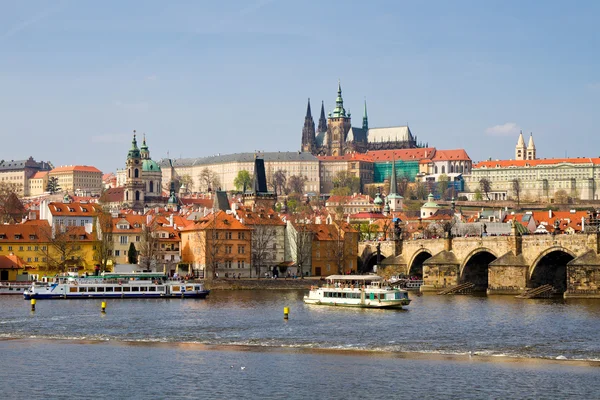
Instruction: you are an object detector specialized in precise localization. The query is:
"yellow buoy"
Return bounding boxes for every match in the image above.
[283,306,289,319]
[30,299,36,312]
[101,301,106,313]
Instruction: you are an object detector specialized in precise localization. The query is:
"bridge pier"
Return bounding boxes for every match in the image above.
[487,252,528,295]
[421,250,459,292]
[565,250,600,299]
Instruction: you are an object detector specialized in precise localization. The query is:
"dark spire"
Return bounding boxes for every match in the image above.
[362,99,368,130]
[301,98,316,152]
[389,157,397,195]
[318,101,327,133]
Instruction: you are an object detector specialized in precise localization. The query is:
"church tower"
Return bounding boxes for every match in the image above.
[362,99,368,130]
[515,131,526,160]
[526,133,536,160]
[124,131,145,211]
[327,81,352,156]
[301,98,316,153]
[318,101,327,134]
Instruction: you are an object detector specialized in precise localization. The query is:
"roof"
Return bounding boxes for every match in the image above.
[50,165,102,174]
[47,202,100,216]
[368,148,436,162]
[0,157,52,172]
[30,171,49,179]
[234,206,285,226]
[0,222,51,242]
[182,210,252,232]
[317,153,373,162]
[99,187,124,203]
[160,151,318,168]
[346,127,367,143]
[366,126,413,143]
[475,158,600,169]
[142,159,161,172]
[0,254,27,269]
[430,149,471,162]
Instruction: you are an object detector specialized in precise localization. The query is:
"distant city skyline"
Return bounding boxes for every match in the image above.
[1,0,599,173]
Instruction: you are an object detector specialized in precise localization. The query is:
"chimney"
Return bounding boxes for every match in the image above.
[548,209,552,219]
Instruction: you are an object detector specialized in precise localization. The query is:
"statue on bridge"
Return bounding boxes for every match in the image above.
[393,218,402,241]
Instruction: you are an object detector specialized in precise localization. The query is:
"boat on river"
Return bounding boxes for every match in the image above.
[0,282,31,295]
[303,275,411,309]
[23,273,210,300]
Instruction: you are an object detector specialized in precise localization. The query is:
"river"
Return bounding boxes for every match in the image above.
[0,290,599,399]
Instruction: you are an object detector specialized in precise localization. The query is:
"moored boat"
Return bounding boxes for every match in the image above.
[303,275,411,309]
[0,282,32,295]
[23,272,210,300]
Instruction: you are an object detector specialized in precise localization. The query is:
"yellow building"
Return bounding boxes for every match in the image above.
[28,171,49,196]
[0,222,99,276]
[0,254,28,281]
[310,222,358,276]
[49,165,103,196]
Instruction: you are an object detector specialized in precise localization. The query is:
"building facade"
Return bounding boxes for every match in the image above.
[48,165,103,196]
[0,157,52,197]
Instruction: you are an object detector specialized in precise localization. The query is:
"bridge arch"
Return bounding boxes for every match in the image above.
[407,249,432,279]
[460,248,498,291]
[363,253,386,273]
[529,247,575,293]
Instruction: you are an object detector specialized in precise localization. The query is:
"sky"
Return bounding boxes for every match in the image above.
[1,0,599,174]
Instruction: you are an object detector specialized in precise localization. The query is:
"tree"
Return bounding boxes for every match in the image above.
[332,171,360,194]
[287,175,307,194]
[138,225,159,271]
[38,225,84,273]
[414,181,428,200]
[437,174,449,200]
[327,222,350,275]
[554,190,569,204]
[474,189,483,201]
[204,211,224,280]
[330,186,351,196]
[512,178,522,208]
[358,223,377,241]
[234,170,252,192]
[479,178,491,201]
[46,177,60,194]
[270,170,287,195]
[251,224,277,278]
[0,182,25,223]
[179,174,194,194]
[127,242,138,264]
[398,174,410,196]
[289,221,313,279]
[199,168,220,192]
[94,208,114,272]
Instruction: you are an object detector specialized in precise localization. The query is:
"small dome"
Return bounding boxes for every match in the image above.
[374,192,384,205]
[142,159,161,172]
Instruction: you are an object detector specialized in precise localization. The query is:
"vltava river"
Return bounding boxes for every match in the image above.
[0,290,599,399]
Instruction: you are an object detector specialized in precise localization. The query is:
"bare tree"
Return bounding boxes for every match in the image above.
[289,222,313,279]
[179,175,194,194]
[479,178,491,201]
[204,211,225,280]
[251,224,277,278]
[437,174,449,200]
[414,181,428,200]
[512,178,521,208]
[327,223,348,275]
[287,175,307,194]
[38,225,84,273]
[272,170,287,195]
[398,174,410,196]
[199,168,220,192]
[94,208,114,272]
[0,182,25,223]
[138,224,160,271]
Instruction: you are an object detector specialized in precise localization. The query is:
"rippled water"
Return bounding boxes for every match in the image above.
[1,291,599,398]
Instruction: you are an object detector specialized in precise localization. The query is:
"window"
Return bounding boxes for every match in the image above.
[226,232,232,240]
[120,236,128,244]
[238,260,245,268]
[34,257,38,262]
[136,236,140,242]
[27,246,31,251]
[225,245,232,254]
[115,250,120,256]
[238,245,245,254]
[238,232,245,240]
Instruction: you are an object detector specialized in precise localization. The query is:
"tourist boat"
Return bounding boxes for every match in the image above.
[303,275,411,309]
[0,282,31,295]
[23,273,210,300]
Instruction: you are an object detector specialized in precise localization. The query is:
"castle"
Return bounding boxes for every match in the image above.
[301,82,420,156]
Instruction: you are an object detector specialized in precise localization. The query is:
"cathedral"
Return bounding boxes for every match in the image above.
[301,82,420,156]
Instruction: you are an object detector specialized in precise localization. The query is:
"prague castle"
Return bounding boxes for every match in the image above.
[301,82,421,156]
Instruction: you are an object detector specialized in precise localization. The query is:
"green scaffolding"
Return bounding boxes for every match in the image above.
[373,160,419,183]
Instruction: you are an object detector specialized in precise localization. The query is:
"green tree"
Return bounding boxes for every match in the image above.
[474,189,483,201]
[234,170,253,192]
[415,181,428,200]
[127,242,138,264]
[46,176,60,194]
[436,174,449,199]
[332,171,360,194]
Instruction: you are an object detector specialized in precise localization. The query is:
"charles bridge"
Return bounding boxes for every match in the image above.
[358,227,600,299]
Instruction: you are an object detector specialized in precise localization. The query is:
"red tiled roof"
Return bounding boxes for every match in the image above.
[0,254,27,269]
[431,149,471,162]
[318,153,373,162]
[47,202,100,216]
[51,165,102,173]
[368,148,436,162]
[30,171,48,179]
[475,158,600,169]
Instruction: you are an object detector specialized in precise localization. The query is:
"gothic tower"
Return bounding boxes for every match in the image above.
[362,99,368,130]
[526,133,536,160]
[317,101,327,134]
[515,131,526,160]
[301,98,316,153]
[124,131,145,211]
[327,81,352,156]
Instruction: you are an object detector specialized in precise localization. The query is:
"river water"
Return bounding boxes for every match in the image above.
[1,291,599,399]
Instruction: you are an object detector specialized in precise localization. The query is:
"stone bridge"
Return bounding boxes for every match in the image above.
[358,231,600,298]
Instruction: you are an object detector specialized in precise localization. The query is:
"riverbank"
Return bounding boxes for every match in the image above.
[205,277,318,290]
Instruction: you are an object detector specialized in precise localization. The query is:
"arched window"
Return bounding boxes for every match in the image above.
[441,166,445,174]
[134,169,139,178]
[450,165,454,173]
[435,166,438,174]
[135,191,140,201]
[128,169,131,178]
[150,181,154,193]
[125,191,129,201]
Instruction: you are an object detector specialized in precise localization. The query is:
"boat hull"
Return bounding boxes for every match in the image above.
[24,290,210,300]
[303,298,409,309]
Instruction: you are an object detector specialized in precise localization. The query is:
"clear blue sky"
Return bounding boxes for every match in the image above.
[1,0,599,173]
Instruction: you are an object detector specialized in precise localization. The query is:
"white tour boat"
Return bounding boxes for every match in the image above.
[0,282,32,295]
[303,275,411,309]
[23,272,210,300]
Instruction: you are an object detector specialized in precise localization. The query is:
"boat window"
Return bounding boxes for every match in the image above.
[88,287,96,292]
[69,287,77,293]
[172,286,180,292]
[114,287,122,292]
[131,287,139,292]
[157,286,165,291]
[106,287,113,292]
[195,286,201,290]
[123,287,131,292]
[186,286,193,291]
[78,287,86,292]
[149,286,156,292]
[97,287,104,292]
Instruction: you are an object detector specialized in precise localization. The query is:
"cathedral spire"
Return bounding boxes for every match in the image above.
[389,157,397,196]
[331,80,347,118]
[301,98,316,153]
[362,99,368,130]
[318,101,327,132]
[305,98,312,119]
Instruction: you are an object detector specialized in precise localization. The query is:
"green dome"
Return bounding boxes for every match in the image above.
[142,159,161,172]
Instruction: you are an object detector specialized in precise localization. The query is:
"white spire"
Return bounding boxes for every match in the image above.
[527,132,535,149]
[516,130,525,147]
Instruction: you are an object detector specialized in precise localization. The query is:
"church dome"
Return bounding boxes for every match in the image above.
[142,159,161,172]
